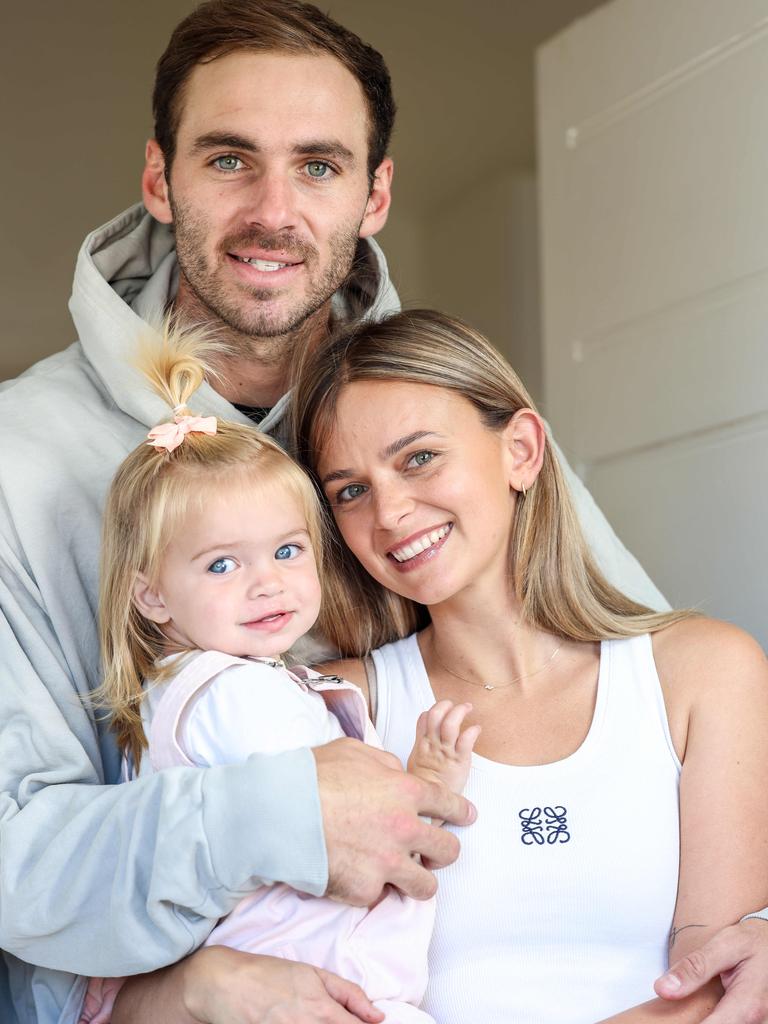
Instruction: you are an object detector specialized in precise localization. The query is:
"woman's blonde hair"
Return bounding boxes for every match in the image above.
[98,319,324,767]
[291,309,689,657]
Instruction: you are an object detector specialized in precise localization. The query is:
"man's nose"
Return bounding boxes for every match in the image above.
[244,170,297,236]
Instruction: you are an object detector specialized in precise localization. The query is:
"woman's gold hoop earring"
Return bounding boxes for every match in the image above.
[521,483,527,499]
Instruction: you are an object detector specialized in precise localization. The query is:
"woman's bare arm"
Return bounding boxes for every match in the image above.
[595,618,768,1023]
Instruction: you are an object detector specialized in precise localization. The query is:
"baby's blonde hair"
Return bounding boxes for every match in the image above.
[98,318,324,767]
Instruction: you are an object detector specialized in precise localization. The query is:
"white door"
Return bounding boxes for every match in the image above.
[537,0,768,647]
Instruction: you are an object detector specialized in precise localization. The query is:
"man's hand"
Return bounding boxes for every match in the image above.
[655,918,768,1023]
[313,737,476,905]
[114,946,385,1024]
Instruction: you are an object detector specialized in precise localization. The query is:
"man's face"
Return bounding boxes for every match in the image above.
[146,50,391,340]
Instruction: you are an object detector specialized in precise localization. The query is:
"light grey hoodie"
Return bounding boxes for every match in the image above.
[0,203,665,1024]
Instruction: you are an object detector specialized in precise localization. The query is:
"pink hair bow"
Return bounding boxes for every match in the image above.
[146,414,217,453]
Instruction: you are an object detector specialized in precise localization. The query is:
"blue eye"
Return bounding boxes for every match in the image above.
[336,483,367,503]
[213,155,243,172]
[208,557,236,575]
[408,451,435,468]
[306,161,331,178]
[275,544,301,561]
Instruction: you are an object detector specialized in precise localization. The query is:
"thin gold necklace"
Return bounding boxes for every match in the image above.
[430,639,563,692]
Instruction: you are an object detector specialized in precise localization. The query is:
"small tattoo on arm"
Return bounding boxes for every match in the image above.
[669,924,706,949]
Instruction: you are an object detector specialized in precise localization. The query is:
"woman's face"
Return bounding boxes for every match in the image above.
[316,379,519,608]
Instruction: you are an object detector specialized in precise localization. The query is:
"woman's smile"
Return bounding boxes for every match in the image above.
[387,523,453,568]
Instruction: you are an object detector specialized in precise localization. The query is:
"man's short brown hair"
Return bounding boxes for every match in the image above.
[153,0,396,182]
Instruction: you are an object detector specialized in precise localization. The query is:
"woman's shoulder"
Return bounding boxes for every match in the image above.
[652,615,765,673]
[649,617,767,763]
[651,616,767,704]
[316,657,369,701]
[316,635,420,703]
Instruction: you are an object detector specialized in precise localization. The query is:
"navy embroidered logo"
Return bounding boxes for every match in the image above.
[519,807,545,844]
[519,806,571,845]
[544,805,570,843]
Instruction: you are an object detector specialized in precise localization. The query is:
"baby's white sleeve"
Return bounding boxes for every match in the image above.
[180,663,344,767]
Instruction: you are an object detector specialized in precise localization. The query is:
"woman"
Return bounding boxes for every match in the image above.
[113,310,768,1023]
[289,309,768,1023]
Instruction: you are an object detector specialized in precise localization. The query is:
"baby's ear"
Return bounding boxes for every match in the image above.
[133,573,171,624]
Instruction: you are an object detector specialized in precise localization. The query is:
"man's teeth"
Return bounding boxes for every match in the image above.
[236,256,291,271]
[391,526,450,563]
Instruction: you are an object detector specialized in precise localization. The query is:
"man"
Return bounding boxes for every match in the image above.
[2,2,763,1023]
[0,6,468,1023]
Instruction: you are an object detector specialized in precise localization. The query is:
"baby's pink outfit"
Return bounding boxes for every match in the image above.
[87,650,435,1024]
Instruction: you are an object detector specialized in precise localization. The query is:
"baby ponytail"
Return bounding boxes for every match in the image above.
[137,314,223,415]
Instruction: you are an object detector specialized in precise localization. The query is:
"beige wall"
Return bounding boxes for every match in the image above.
[537,0,768,644]
[379,175,542,404]
[421,172,542,403]
[1,1,192,378]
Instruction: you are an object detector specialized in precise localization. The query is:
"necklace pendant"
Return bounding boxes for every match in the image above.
[484,683,495,691]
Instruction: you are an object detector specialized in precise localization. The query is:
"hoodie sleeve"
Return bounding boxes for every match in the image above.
[0,550,328,977]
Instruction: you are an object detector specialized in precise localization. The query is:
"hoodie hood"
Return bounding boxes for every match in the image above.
[68,203,400,433]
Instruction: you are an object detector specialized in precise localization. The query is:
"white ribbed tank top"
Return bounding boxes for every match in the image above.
[372,633,681,1024]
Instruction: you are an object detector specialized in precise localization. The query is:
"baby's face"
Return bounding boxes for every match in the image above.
[136,479,321,660]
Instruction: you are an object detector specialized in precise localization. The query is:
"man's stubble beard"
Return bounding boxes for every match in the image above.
[169,194,363,359]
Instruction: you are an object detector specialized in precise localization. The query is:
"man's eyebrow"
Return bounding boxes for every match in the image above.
[291,140,356,164]
[320,432,443,487]
[187,134,356,165]
[190,132,260,155]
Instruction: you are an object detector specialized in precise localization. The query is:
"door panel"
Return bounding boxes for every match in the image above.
[538,0,768,645]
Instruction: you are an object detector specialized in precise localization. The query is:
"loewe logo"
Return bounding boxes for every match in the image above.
[519,806,571,845]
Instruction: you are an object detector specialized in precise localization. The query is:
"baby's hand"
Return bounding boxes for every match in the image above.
[407,700,481,797]
[79,976,126,1023]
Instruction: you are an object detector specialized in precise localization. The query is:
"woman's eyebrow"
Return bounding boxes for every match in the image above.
[320,467,354,487]
[321,428,448,483]
[320,431,444,487]
[380,431,443,459]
